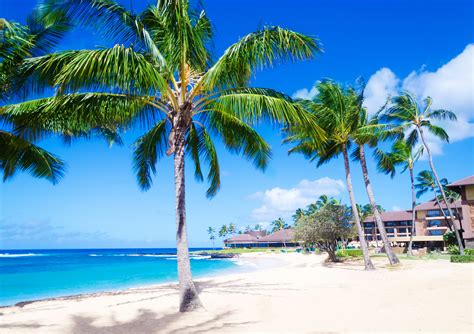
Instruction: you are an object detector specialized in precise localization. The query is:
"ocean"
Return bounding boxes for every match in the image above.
[0,248,243,307]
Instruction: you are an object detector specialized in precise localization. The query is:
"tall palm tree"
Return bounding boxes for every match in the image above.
[206,226,215,250]
[316,194,339,209]
[349,87,400,265]
[376,140,423,255]
[292,208,306,222]
[385,92,463,254]
[2,0,320,311]
[285,81,375,270]
[0,15,71,182]
[227,222,236,235]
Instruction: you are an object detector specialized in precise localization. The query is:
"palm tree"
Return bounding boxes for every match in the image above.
[206,226,215,250]
[376,140,423,255]
[349,87,400,265]
[271,218,288,233]
[292,208,305,222]
[0,16,71,182]
[437,178,464,244]
[218,224,228,238]
[271,217,289,247]
[316,194,340,210]
[385,92,463,254]
[285,81,375,270]
[227,223,236,235]
[3,0,320,311]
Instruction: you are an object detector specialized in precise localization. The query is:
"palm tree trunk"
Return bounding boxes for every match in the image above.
[418,127,464,255]
[407,166,416,256]
[431,185,452,231]
[343,145,375,270]
[174,132,202,312]
[358,145,400,265]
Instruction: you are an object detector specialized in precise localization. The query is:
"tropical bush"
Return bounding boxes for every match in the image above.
[294,204,354,262]
[464,248,474,255]
[450,255,474,263]
[447,245,460,255]
[443,231,457,246]
[336,249,363,258]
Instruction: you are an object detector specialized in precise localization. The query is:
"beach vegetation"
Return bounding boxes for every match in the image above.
[294,203,355,262]
[450,255,474,263]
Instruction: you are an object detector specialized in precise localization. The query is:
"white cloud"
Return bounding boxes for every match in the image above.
[391,205,402,211]
[364,44,474,155]
[292,85,318,100]
[249,177,345,223]
[363,67,400,115]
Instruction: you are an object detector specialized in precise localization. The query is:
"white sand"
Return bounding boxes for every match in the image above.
[1,253,473,333]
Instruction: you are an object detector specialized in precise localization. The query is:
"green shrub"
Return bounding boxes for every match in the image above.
[448,245,460,255]
[465,249,474,255]
[450,255,474,263]
[336,249,363,258]
[443,231,457,246]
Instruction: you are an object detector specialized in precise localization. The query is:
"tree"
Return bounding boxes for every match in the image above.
[349,85,400,265]
[0,15,71,182]
[285,81,374,270]
[4,0,321,311]
[254,223,264,232]
[294,203,354,262]
[292,208,306,222]
[376,140,423,255]
[218,224,228,238]
[271,217,289,247]
[385,92,464,254]
[206,226,215,250]
[227,222,236,235]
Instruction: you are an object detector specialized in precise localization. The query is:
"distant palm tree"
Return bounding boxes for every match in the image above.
[4,0,321,311]
[218,224,228,238]
[376,140,423,255]
[285,81,374,270]
[254,224,264,232]
[292,208,306,222]
[0,16,71,182]
[415,171,464,252]
[271,218,289,247]
[385,92,463,254]
[316,195,339,210]
[227,223,236,235]
[206,226,216,250]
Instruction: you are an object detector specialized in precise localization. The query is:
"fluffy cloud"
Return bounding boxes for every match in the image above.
[292,85,318,100]
[249,177,345,223]
[364,44,474,155]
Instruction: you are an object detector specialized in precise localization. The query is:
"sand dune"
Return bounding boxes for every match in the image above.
[1,253,473,333]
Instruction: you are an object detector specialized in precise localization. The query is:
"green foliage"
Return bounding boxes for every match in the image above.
[443,231,457,246]
[271,218,288,233]
[464,249,474,255]
[447,245,460,255]
[294,203,354,262]
[336,249,363,258]
[450,255,474,263]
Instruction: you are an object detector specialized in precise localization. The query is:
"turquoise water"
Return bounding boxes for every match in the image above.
[0,248,239,306]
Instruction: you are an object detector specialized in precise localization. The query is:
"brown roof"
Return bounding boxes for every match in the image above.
[246,230,267,238]
[224,233,258,243]
[258,229,295,243]
[415,199,462,211]
[363,210,412,223]
[448,175,474,187]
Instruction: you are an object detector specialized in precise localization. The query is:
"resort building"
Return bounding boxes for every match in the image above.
[224,229,296,248]
[447,175,474,247]
[362,174,474,248]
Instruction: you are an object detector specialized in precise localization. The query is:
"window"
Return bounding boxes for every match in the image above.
[429,230,443,236]
[385,222,396,227]
[398,228,407,233]
[428,220,442,227]
[365,223,375,228]
[386,228,395,233]
[427,210,442,217]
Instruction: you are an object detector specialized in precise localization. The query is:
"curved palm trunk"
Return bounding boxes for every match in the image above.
[407,166,416,256]
[358,145,400,265]
[343,145,375,270]
[431,185,452,232]
[174,132,202,312]
[418,127,464,255]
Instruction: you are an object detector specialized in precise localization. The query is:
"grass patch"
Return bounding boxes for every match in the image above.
[450,255,474,263]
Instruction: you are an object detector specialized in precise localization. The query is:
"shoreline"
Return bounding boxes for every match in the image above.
[1,253,472,333]
[0,252,284,309]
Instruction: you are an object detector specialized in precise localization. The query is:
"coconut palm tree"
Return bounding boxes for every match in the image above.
[2,0,320,311]
[285,81,375,270]
[206,226,215,250]
[228,222,236,235]
[271,217,288,233]
[0,15,71,182]
[348,88,400,265]
[292,208,306,222]
[384,92,463,254]
[375,140,423,255]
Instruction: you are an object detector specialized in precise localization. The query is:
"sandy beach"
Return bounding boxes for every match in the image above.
[1,253,473,333]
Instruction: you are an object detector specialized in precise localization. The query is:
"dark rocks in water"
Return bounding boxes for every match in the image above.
[210,253,236,259]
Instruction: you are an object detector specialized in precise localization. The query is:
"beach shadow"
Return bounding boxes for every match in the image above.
[69,308,255,334]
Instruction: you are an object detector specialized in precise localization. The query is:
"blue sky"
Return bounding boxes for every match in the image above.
[1,0,473,249]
